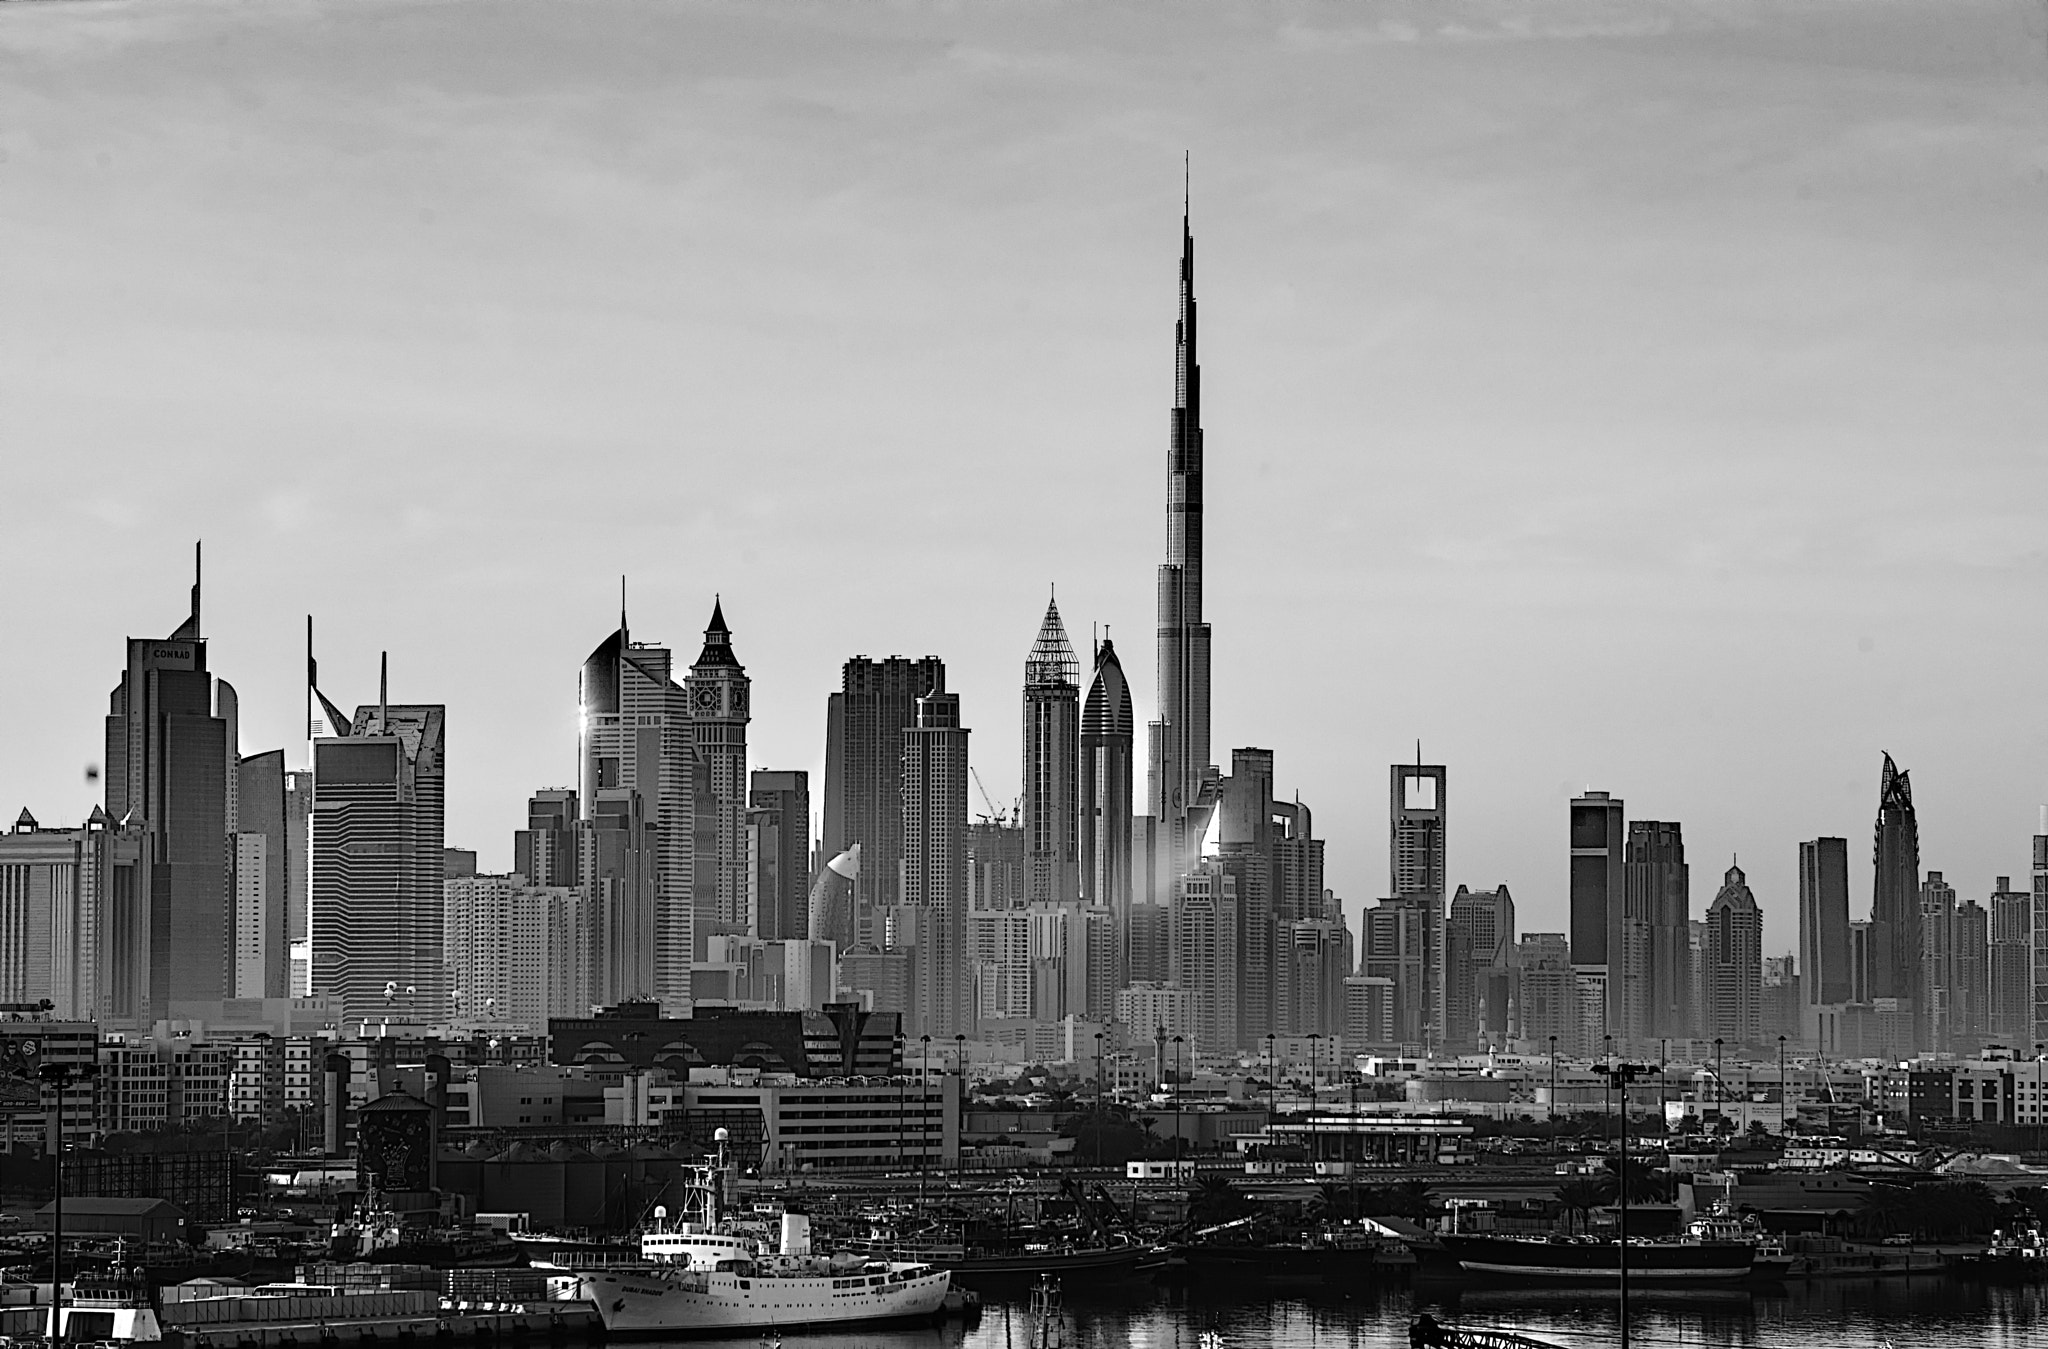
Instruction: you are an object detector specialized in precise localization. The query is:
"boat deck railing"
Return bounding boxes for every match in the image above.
[1441,1330,1567,1349]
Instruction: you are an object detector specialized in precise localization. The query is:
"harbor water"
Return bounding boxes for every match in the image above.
[627,1278,2047,1349]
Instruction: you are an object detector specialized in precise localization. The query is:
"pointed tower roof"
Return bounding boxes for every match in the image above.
[1879,752,1913,811]
[1082,636,1134,739]
[694,595,741,668]
[1025,595,1077,689]
[13,808,36,833]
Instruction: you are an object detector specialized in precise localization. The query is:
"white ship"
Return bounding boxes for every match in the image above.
[548,1129,951,1336]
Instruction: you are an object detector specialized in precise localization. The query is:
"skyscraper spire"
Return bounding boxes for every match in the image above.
[378,651,389,734]
[170,541,202,641]
[1147,178,1215,896]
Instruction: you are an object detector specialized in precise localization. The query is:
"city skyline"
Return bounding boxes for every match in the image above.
[8,1,2048,957]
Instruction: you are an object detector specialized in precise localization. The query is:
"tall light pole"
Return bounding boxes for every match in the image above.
[1549,1035,1558,1154]
[1172,1035,1185,1160]
[1264,1034,1276,1153]
[1599,1061,1645,1349]
[1093,1031,1105,1170]
[1713,1038,1724,1132]
[1604,1034,1615,1145]
[2035,1044,2044,1156]
[1659,1039,1668,1133]
[39,1060,98,1349]
[1778,1036,1788,1137]
[920,1034,931,1202]
[954,1034,966,1179]
[1308,1033,1323,1167]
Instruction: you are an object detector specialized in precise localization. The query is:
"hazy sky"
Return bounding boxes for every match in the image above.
[5,0,2048,955]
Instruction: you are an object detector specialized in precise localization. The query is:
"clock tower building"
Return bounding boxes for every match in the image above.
[686,598,751,955]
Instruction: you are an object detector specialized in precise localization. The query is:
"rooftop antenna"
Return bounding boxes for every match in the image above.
[621,575,628,639]
[378,651,389,734]
[192,540,202,638]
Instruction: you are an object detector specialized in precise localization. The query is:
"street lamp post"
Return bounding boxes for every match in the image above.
[1549,1035,1558,1154]
[1599,1061,1646,1349]
[1714,1038,1724,1132]
[2036,1044,2044,1156]
[1093,1031,1105,1170]
[954,1034,966,1178]
[1778,1036,1788,1137]
[1172,1035,1186,1160]
[919,1035,931,1202]
[1659,1039,1668,1133]
[39,1060,99,1349]
[1265,1034,1276,1146]
[1605,1035,1615,1145]
[1308,1033,1322,1166]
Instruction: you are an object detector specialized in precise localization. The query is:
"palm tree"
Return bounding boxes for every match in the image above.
[1190,1175,1248,1227]
[1556,1178,1605,1235]
[1597,1157,1674,1205]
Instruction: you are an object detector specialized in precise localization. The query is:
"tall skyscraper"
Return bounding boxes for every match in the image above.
[824,656,946,923]
[233,750,292,999]
[1569,791,1626,1036]
[1799,837,1852,1046]
[579,606,698,1011]
[1363,893,1439,1050]
[685,600,751,949]
[105,556,234,1021]
[1219,748,1276,1047]
[1146,205,1217,904]
[1872,754,1920,1030]
[967,821,1026,912]
[1173,859,1239,1054]
[1022,598,1080,907]
[514,788,579,889]
[1623,820,1687,1045]
[1391,761,1448,1044]
[310,666,447,1023]
[582,787,658,1003]
[1989,875,2032,1045]
[1918,870,1957,1052]
[747,770,809,941]
[1952,895,1988,1049]
[1079,635,1134,938]
[1447,885,1515,1050]
[1390,762,1447,898]
[901,688,969,1036]
[443,872,585,1033]
[1705,863,1762,1045]
[2033,812,2048,1046]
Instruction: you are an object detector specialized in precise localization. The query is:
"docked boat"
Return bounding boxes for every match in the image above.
[1434,1232,1782,1285]
[1956,1224,2048,1283]
[548,1130,951,1335]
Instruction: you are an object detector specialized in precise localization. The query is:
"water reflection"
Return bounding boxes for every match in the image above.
[657,1277,2047,1349]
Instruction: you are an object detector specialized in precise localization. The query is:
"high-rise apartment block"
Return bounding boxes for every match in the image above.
[443,872,586,1031]
[900,689,969,1036]
[0,808,151,1022]
[1447,885,1515,1049]
[1989,875,2032,1045]
[1918,871,1957,1052]
[1173,860,1238,1054]
[824,655,947,924]
[1952,895,1988,1049]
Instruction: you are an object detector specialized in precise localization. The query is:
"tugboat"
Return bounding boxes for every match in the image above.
[548,1129,951,1334]
[1956,1223,2048,1283]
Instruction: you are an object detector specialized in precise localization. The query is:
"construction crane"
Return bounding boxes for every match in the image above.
[971,768,1014,826]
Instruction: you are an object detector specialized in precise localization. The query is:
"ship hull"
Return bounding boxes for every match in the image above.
[561,1265,951,1336]
[1438,1235,1761,1284]
[938,1244,1147,1285]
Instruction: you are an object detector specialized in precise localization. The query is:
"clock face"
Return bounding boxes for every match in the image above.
[730,688,746,714]
[694,686,718,710]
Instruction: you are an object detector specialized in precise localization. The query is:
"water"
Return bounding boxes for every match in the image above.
[656,1278,2048,1349]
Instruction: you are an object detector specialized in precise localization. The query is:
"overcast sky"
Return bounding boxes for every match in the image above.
[5,0,2047,955]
